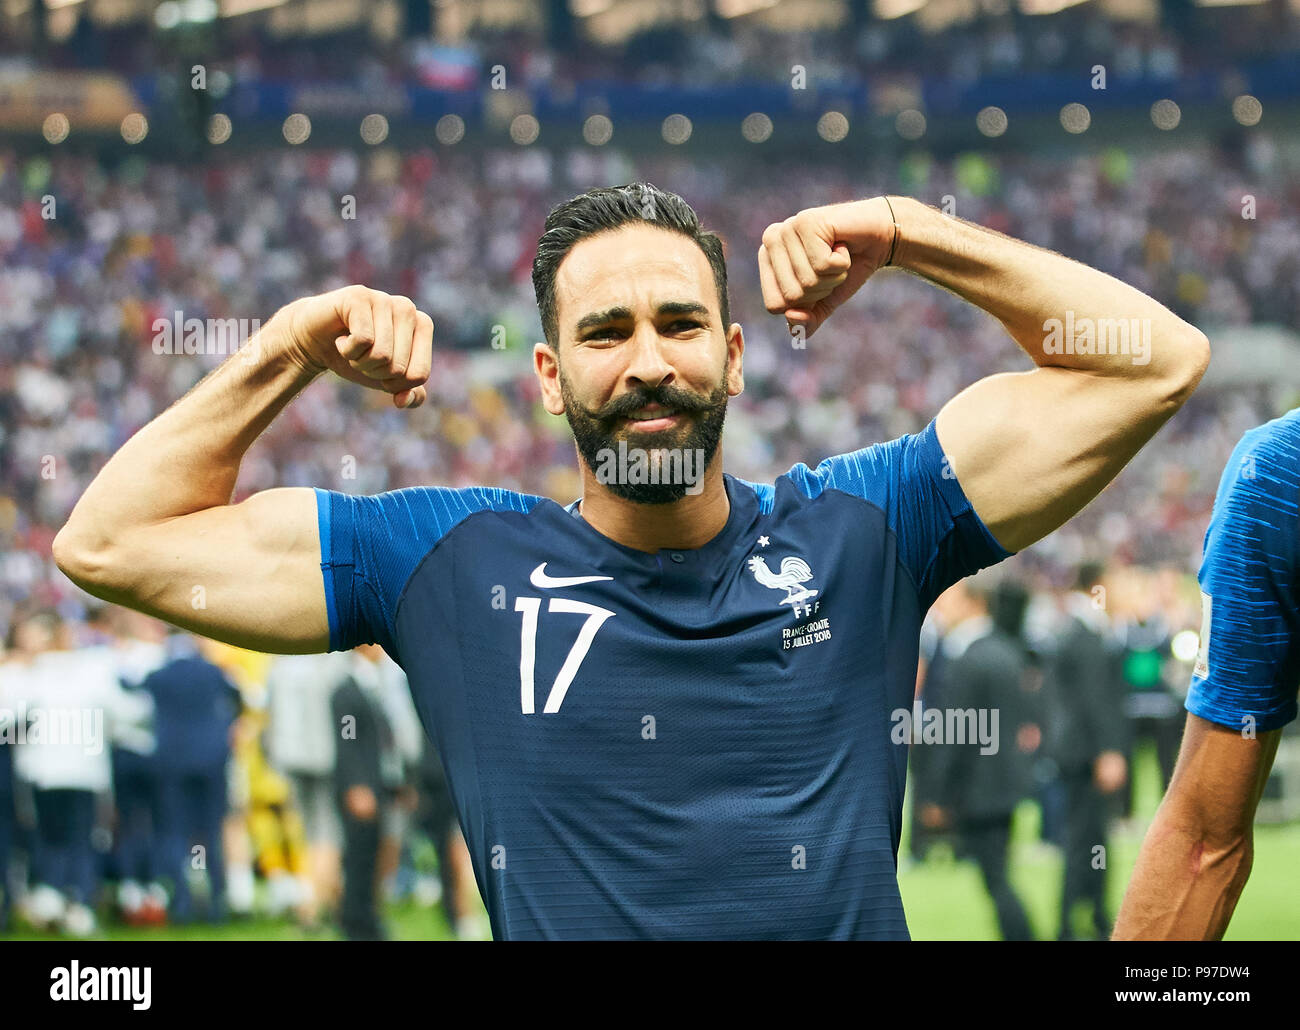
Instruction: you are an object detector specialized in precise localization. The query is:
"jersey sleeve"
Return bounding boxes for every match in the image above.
[785,418,1014,610]
[1186,426,1300,732]
[315,485,539,659]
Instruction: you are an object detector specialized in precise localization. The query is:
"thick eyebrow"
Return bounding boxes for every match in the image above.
[573,301,711,335]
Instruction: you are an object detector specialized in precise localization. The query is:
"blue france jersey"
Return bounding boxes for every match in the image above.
[1187,410,1300,733]
[316,418,1011,939]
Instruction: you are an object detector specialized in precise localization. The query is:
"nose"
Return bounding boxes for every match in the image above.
[623,321,675,391]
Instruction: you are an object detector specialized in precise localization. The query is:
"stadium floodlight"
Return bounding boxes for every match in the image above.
[206,113,232,145]
[43,113,70,145]
[896,109,926,139]
[120,112,149,145]
[1231,95,1263,126]
[661,114,693,145]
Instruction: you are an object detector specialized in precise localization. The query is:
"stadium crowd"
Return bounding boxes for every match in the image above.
[1,135,1297,625]
[8,1,1300,90]
[1,123,1298,936]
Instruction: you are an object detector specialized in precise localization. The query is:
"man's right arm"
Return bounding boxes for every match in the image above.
[52,286,433,654]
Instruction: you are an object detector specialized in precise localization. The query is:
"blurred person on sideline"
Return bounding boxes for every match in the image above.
[365,645,424,906]
[92,608,169,926]
[924,576,1037,941]
[331,646,402,940]
[144,633,241,922]
[1113,566,1182,810]
[909,587,960,864]
[1047,563,1128,940]
[265,651,348,927]
[8,610,152,936]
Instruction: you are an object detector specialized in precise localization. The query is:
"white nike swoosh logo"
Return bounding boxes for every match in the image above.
[529,563,613,589]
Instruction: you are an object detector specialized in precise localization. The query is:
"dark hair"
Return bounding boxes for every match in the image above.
[531,182,730,351]
[990,580,1030,640]
[1074,561,1106,593]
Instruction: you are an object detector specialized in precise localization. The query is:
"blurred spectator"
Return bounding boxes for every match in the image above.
[143,633,240,922]
[926,576,1037,941]
[910,593,956,864]
[364,645,423,907]
[96,608,168,925]
[7,610,151,936]
[1113,567,1185,810]
[1046,564,1129,941]
[331,646,402,941]
[265,651,347,926]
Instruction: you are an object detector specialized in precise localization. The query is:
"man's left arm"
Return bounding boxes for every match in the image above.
[758,197,1210,552]
[1112,714,1280,940]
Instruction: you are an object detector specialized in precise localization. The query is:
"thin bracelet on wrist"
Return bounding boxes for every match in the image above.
[882,195,899,267]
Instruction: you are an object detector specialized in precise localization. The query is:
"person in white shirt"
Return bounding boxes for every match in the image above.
[5,611,152,936]
[265,651,350,925]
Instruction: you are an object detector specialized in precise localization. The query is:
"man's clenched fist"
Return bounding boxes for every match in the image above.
[277,285,434,409]
[757,196,899,337]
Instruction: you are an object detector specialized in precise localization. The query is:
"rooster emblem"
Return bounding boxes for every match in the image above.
[747,554,819,607]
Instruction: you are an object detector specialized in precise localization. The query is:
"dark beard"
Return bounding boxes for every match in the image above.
[560,364,729,505]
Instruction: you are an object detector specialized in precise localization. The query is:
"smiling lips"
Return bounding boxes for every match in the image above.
[623,405,680,430]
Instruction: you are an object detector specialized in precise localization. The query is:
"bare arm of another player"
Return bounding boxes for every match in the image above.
[757,197,1210,552]
[52,287,433,653]
[1112,713,1281,940]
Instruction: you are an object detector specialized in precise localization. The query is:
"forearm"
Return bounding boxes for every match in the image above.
[56,315,318,557]
[1113,802,1252,940]
[888,196,1207,383]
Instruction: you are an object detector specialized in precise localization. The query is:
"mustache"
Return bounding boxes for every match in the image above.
[594,385,714,421]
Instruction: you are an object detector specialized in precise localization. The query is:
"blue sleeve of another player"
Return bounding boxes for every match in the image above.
[1186,426,1300,732]
[315,485,539,659]
[789,418,1014,610]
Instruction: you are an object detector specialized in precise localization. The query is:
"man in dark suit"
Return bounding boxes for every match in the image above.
[927,577,1038,941]
[1047,563,1129,940]
[144,634,240,922]
[331,645,399,941]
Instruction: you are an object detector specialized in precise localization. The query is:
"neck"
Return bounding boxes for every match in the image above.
[575,448,730,553]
